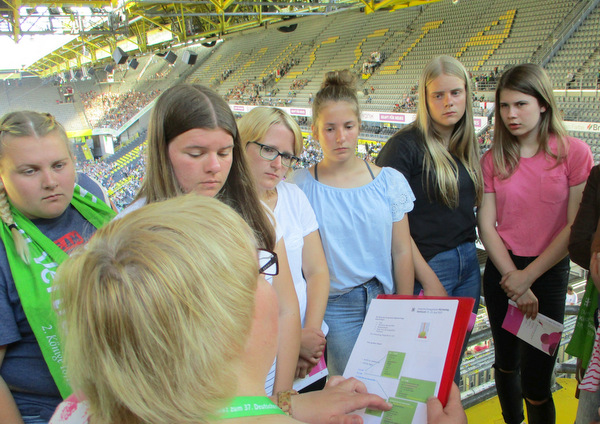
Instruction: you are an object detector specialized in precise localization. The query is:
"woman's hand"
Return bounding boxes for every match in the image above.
[295,357,315,379]
[500,269,533,300]
[292,376,392,424]
[515,289,539,320]
[426,383,467,424]
[300,327,326,363]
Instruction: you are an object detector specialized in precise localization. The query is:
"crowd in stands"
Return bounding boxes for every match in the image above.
[362,51,385,75]
[224,79,297,107]
[472,67,502,91]
[224,80,263,102]
[274,58,300,79]
[478,127,493,153]
[78,142,146,210]
[290,78,310,90]
[79,158,144,210]
[392,86,418,113]
[108,157,146,210]
[220,68,234,82]
[393,95,416,113]
[80,90,161,130]
[297,135,323,168]
[79,160,116,186]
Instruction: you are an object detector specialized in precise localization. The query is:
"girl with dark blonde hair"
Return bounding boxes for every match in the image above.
[0,111,115,424]
[292,70,415,376]
[131,83,274,249]
[478,63,593,423]
[376,55,483,383]
[119,84,300,396]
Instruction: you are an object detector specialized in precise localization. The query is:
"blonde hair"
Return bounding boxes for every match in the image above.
[312,70,361,131]
[55,194,258,424]
[492,63,568,179]
[237,107,303,177]
[137,84,275,250]
[0,111,74,263]
[404,55,483,208]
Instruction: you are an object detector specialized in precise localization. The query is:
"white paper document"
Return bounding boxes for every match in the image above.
[343,298,459,424]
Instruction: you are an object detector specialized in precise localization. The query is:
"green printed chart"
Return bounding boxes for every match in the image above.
[382,351,406,379]
[396,377,436,402]
[364,351,436,423]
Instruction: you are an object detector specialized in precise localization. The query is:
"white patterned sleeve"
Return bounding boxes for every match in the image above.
[385,168,415,222]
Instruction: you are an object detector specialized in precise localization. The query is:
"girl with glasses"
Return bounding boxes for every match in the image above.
[117,84,301,397]
[239,107,330,387]
[291,70,415,376]
[478,63,593,424]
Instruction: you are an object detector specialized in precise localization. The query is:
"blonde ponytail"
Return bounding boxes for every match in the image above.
[0,180,30,263]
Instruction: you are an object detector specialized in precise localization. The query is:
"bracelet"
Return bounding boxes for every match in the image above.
[277,389,299,416]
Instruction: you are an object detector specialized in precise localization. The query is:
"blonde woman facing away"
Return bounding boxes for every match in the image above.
[49,195,466,424]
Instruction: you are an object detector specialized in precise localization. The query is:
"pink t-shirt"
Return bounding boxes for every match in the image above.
[482,135,592,257]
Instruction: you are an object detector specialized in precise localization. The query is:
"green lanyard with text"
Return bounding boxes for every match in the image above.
[219,396,285,419]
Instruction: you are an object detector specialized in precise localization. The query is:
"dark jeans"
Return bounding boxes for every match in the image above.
[483,253,570,401]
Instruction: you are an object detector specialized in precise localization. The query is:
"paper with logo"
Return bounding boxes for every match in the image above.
[502,300,563,356]
[343,296,473,424]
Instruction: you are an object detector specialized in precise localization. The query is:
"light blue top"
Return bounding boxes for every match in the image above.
[291,166,415,295]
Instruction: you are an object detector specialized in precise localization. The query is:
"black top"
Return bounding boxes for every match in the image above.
[376,126,477,261]
[569,164,600,270]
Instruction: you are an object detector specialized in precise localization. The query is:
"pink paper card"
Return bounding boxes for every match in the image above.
[501,301,563,356]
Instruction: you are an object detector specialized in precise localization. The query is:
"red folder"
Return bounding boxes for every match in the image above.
[376,295,475,407]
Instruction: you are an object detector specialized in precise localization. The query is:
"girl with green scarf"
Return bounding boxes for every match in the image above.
[0,111,115,424]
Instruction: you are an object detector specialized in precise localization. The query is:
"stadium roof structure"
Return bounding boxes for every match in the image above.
[0,0,441,77]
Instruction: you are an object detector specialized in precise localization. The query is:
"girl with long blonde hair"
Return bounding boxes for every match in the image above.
[376,56,483,382]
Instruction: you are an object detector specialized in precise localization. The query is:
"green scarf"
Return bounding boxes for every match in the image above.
[566,274,599,369]
[0,184,115,398]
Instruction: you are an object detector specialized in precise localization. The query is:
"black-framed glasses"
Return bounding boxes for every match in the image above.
[248,141,299,168]
[258,249,279,276]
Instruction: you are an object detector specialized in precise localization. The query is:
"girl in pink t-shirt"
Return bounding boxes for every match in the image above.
[478,64,592,424]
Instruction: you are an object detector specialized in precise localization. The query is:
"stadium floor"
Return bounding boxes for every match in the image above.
[465,377,577,423]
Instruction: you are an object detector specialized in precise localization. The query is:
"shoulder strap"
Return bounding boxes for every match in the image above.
[364,159,375,180]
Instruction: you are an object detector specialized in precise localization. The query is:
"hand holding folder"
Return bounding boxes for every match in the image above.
[342,295,474,424]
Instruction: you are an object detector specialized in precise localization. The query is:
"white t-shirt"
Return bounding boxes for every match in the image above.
[274,181,328,334]
[274,181,320,328]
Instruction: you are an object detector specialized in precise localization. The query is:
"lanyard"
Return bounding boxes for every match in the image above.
[219,396,285,419]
